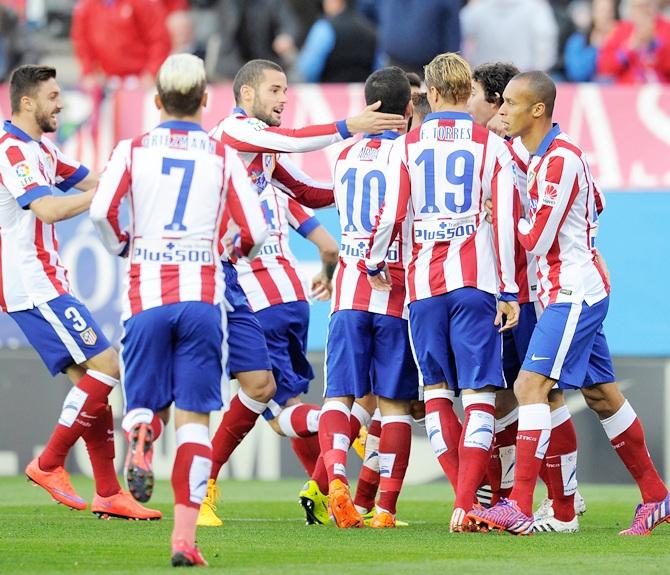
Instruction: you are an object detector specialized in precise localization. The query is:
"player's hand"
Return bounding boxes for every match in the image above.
[486,112,508,138]
[484,198,493,223]
[495,300,520,332]
[310,272,332,301]
[594,249,611,286]
[346,101,407,135]
[222,232,238,263]
[367,264,392,291]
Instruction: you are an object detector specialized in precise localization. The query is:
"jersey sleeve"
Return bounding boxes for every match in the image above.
[490,139,519,299]
[224,148,268,260]
[50,143,90,191]
[365,140,410,274]
[517,152,580,256]
[272,154,334,208]
[214,115,351,154]
[286,197,319,237]
[0,143,52,209]
[90,139,132,255]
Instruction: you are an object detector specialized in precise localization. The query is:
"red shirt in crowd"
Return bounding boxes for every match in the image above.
[71,0,171,79]
[597,17,670,83]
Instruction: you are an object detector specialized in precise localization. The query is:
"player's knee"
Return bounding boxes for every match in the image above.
[267,417,286,436]
[239,370,276,403]
[582,383,623,419]
[85,347,120,380]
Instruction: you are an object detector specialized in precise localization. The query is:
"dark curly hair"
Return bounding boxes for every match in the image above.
[472,62,520,108]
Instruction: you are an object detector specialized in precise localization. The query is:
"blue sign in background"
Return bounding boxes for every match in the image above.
[0,191,667,356]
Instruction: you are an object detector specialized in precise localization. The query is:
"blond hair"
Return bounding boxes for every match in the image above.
[157,54,207,116]
[424,53,472,105]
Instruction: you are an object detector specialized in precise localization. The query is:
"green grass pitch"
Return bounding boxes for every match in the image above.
[1,477,669,574]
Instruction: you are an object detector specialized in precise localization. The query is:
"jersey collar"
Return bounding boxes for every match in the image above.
[533,123,561,157]
[364,130,401,141]
[3,120,35,142]
[232,106,248,117]
[157,120,206,132]
[424,111,473,122]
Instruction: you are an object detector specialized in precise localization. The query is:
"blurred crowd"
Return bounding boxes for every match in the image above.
[1,0,670,85]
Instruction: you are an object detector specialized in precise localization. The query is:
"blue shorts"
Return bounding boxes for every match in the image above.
[502,301,541,386]
[9,294,110,375]
[224,262,272,375]
[257,301,314,420]
[121,301,227,413]
[324,310,419,401]
[522,297,616,389]
[408,288,504,390]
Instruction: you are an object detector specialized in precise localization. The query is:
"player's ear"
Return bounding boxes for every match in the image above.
[239,84,254,104]
[154,93,163,111]
[404,100,414,121]
[201,91,208,109]
[532,102,545,119]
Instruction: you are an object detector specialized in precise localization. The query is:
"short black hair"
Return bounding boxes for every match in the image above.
[364,66,411,116]
[233,59,284,104]
[411,92,430,123]
[406,72,422,88]
[9,65,56,113]
[513,70,556,116]
[472,62,520,108]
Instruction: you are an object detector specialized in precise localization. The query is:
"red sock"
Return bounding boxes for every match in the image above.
[354,414,382,512]
[82,404,121,497]
[602,401,668,503]
[279,404,320,437]
[349,402,370,442]
[510,404,551,516]
[172,424,212,548]
[489,415,518,504]
[539,459,553,498]
[290,434,321,476]
[210,391,266,480]
[377,418,412,515]
[311,454,329,494]
[455,399,495,511]
[424,391,461,492]
[544,409,578,521]
[318,402,351,485]
[40,371,116,471]
[150,414,163,442]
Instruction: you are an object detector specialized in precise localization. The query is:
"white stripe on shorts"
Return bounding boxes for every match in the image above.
[550,302,582,381]
[37,301,87,365]
[219,303,231,410]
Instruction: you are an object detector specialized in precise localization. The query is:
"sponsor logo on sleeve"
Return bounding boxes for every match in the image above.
[15,162,36,187]
[541,184,559,207]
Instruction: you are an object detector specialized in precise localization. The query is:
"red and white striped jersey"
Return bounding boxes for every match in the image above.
[90,120,267,320]
[209,108,335,209]
[0,121,89,312]
[517,124,609,307]
[504,136,538,304]
[332,133,410,319]
[366,111,518,303]
[234,185,320,312]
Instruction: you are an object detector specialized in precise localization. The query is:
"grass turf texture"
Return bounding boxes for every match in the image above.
[1,477,668,574]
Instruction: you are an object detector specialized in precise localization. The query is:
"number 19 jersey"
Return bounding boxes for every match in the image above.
[332,133,409,318]
[366,111,517,303]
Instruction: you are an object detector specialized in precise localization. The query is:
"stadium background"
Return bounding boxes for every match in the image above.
[0,80,668,487]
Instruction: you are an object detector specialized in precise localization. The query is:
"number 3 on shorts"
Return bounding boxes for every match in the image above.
[64,306,88,332]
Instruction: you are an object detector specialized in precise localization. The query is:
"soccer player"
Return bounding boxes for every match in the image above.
[408,91,430,132]
[0,65,160,521]
[468,62,586,531]
[90,53,268,566]
[468,71,670,536]
[317,66,418,529]
[196,59,406,524]
[366,53,520,532]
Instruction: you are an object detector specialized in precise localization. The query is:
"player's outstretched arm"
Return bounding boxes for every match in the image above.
[90,140,132,255]
[306,225,339,301]
[273,155,334,208]
[30,190,95,225]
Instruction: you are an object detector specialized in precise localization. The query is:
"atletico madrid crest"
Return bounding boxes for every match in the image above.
[80,327,98,346]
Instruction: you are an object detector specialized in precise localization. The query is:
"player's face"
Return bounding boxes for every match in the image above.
[498,79,533,138]
[467,80,498,127]
[251,69,288,127]
[32,78,63,134]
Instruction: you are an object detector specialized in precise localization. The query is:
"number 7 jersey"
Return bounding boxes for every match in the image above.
[90,121,268,320]
[366,111,518,302]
